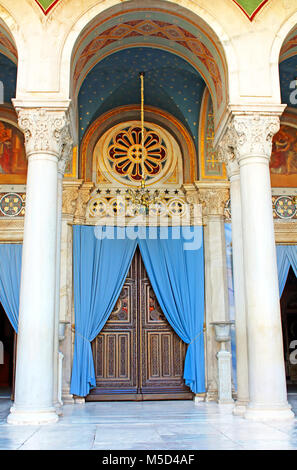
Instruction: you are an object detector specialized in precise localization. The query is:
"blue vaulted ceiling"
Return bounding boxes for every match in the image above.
[279,56,297,109]
[78,47,206,147]
[0,53,16,104]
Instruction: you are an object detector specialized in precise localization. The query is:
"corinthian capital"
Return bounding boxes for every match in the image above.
[230,114,280,161]
[217,123,239,179]
[195,182,230,217]
[16,108,73,160]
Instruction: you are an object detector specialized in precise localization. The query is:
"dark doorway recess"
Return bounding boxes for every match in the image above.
[281,267,297,392]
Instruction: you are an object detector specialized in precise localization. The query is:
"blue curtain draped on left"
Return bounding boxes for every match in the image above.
[70,226,137,397]
[276,245,297,297]
[0,244,22,332]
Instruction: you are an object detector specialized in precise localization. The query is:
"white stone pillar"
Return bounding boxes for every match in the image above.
[7,108,72,425]
[196,182,230,401]
[53,144,72,414]
[59,179,82,404]
[232,113,294,421]
[218,131,249,415]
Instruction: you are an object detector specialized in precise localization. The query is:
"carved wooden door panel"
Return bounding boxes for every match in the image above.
[138,254,191,399]
[88,256,138,400]
[87,248,192,401]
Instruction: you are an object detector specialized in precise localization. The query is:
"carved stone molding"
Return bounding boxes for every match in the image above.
[220,114,280,164]
[182,183,203,225]
[217,124,240,179]
[15,108,73,160]
[74,182,95,223]
[195,181,230,217]
[62,180,83,218]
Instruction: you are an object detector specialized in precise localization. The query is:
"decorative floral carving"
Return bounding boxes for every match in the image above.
[107,126,167,182]
[74,182,94,221]
[217,123,240,179]
[16,108,72,160]
[62,187,79,215]
[232,115,280,160]
[198,187,230,216]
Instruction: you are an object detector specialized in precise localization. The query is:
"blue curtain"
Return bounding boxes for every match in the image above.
[71,226,205,397]
[276,245,297,297]
[0,244,22,332]
[70,226,137,397]
[138,226,205,394]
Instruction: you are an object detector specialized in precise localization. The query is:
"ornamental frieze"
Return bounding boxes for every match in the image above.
[1,185,297,223]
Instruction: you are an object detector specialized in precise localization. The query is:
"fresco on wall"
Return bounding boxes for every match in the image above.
[270,125,297,187]
[0,121,27,183]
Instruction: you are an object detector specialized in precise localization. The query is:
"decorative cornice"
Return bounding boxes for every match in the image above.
[15,108,73,160]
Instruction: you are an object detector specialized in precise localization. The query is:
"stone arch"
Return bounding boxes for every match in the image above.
[270,11,297,105]
[61,0,236,134]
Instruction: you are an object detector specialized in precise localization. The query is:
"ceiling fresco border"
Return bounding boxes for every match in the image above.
[280,26,297,63]
[34,1,270,20]
[0,22,17,63]
[71,7,228,134]
[199,88,227,181]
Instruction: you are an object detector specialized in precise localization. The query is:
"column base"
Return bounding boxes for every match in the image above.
[233,401,248,416]
[7,406,59,425]
[62,393,74,404]
[55,402,63,416]
[194,394,205,405]
[218,399,234,405]
[245,403,295,422]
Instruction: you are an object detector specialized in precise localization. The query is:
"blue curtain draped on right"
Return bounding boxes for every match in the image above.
[0,244,22,332]
[276,245,297,297]
[138,226,205,394]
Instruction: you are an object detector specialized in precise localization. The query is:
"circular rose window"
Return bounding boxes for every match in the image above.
[95,121,180,187]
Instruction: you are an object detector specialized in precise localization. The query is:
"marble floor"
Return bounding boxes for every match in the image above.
[0,395,297,450]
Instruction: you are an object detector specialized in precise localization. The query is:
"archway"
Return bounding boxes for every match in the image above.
[65,0,229,402]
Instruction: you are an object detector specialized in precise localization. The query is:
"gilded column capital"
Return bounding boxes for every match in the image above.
[195,182,230,217]
[16,108,73,161]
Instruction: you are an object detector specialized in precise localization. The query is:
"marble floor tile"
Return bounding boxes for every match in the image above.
[0,397,296,450]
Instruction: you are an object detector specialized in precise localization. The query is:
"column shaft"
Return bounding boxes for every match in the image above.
[229,169,249,413]
[233,113,293,420]
[8,153,59,424]
[7,108,72,425]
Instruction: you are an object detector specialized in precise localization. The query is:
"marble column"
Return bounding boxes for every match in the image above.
[7,108,72,425]
[231,113,294,421]
[196,182,230,401]
[218,130,249,415]
[59,179,82,404]
[53,139,72,414]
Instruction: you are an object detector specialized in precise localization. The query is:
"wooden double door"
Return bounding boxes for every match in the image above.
[87,248,192,401]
